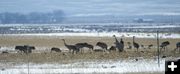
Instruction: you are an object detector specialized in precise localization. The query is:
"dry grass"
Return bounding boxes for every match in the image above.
[0,36,180,49]
[0,50,180,64]
[0,35,180,64]
[0,35,179,49]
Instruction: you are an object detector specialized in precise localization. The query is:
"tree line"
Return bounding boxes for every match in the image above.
[0,10,65,24]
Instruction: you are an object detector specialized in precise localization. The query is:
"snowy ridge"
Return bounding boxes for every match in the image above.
[4,32,180,38]
[0,23,180,34]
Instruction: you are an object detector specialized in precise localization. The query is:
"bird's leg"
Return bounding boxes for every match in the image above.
[75,50,77,54]
[160,48,161,53]
[69,49,71,53]
[134,48,136,52]
[173,48,176,54]
[83,48,84,53]
[138,48,139,52]
[165,47,167,52]
[80,48,82,54]
[166,47,167,51]
[89,48,91,53]
[90,48,92,53]
[162,47,164,52]
[163,47,165,52]
[72,50,74,54]
[90,48,93,54]
[119,49,122,52]
[78,49,80,54]
[137,48,138,52]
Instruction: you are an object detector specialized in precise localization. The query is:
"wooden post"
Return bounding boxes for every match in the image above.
[157,31,160,67]
[27,53,30,74]
[26,46,30,74]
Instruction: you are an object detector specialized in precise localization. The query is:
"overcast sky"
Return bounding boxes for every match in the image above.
[0,0,180,16]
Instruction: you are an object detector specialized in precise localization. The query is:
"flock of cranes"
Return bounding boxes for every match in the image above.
[3,35,180,54]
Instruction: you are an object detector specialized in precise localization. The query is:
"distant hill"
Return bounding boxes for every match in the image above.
[0,11,180,24]
[62,15,180,24]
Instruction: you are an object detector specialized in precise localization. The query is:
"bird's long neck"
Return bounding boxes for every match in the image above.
[133,37,135,43]
[120,39,124,44]
[114,36,119,43]
[63,40,68,46]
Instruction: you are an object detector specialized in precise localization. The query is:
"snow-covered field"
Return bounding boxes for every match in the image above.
[0,23,179,38]
[0,23,179,34]
[0,58,165,74]
[3,32,180,38]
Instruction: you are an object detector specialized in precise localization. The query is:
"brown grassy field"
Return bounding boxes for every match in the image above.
[0,35,179,49]
[0,35,180,63]
[0,35,179,74]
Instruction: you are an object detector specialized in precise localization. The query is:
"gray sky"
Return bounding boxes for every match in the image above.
[0,0,180,16]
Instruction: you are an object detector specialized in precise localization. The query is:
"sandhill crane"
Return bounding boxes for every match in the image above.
[15,46,25,53]
[24,45,35,53]
[133,36,139,52]
[75,43,94,53]
[109,46,116,52]
[96,42,108,52]
[148,44,153,49]
[120,38,124,50]
[127,42,132,49]
[141,45,145,49]
[174,42,180,53]
[84,43,94,52]
[15,45,35,54]
[120,38,124,45]
[75,43,87,53]
[51,47,61,52]
[160,41,170,52]
[113,35,124,52]
[62,39,79,54]
[2,51,9,54]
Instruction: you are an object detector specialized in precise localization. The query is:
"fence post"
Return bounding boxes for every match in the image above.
[157,31,160,67]
[26,46,30,74]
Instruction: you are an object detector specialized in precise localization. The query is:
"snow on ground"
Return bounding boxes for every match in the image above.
[0,46,50,51]
[4,32,180,38]
[123,25,180,28]
[0,58,165,74]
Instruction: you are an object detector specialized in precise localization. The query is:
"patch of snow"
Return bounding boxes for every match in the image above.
[0,59,165,74]
[0,47,15,51]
